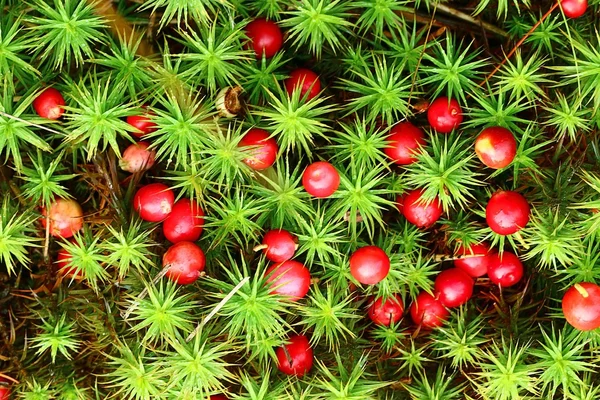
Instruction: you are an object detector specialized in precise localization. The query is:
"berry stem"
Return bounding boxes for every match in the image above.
[574,283,589,298]
[253,244,268,252]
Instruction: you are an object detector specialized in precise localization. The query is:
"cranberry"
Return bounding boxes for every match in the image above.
[384,121,426,165]
[127,111,157,138]
[119,141,156,173]
[56,248,84,280]
[245,18,283,59]
[368,294,404,326]
[302,161,340,198]
[33,87,65,119]
[400,189,443,228]
[562,282,600,331]
[434,268,474,308]
[162,199,204,243]
[0,378,10,400]
[349,246,390,285]
[209,396,228,400]
[239,128,278,170]
[427,97,463,133]
[487,251,524,287]
[285,68,321,101]
[163,241,206,285]
[475,126,517,169]
[454,242,491,278]
[41,198,84,238]
[133,183,174,222]
[260,229,297,263]
[486,190,530,235]
[276,334,313,377]
[559,0,587,18]
[265,260,311,301]
[410,291,449,329]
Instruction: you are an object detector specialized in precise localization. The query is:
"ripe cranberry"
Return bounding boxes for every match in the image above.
[133,183,174,222]
[562,282,600,331]
[434,268,474,308]
[56,248,84,280]
[475,126,517,169]
[487,251,524,287]
[276,334,313,377]
[559,0,587,18]
[486,190,530,235]
[163,241,206,285]
[265,260,311,301]
[127,111,157,138]
[400,189,443,228]
[210,396,228,400]
[41,198,84,238]
[33,87,65,119]
[410,291,449,329]
[368,294,404,326]
[0,378,10,400]
[454,242,491,278]
[260,229,297,263]
[427,97,463,133]
[302,161,340,198]
[384,121,426,165]
[162,199,204,243]
[349,246,390,285]
[245,18,283,59]
[239,128,278,170]
[119,141,156,173]
[285,68,321,101]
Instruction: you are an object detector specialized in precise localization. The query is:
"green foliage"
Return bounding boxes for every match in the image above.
[31,314,80,363]
[138,0,226,29]
[0,197,38,276]
[20,151,76,209]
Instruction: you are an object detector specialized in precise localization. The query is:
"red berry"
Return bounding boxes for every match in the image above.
[41,198,84,239]
[486,190,530,235]
[410,291,449,329]
[349,246,390,285]
[33,87,65,119]
[400,189,443,228]
[559,0,587,18]
[427,97,463,133]
[475,126,517,169]
[133,183,174,222]
[434,268,474,308]
[454,242,491,278]
[275,334,313,377]
[210,396,228,400]
[119,141,156,173]
[384,121,426,165]
[562,282,600,331]
[162,241,206,285]
[56,248,83,280]
[487,251,523,287]
[265,260,311,301]
[302,161,340,198]
[368,294,404,326]
[127,112,157,138]
[261,229,297,263]
[285,68,321,101]
[162,199,204,243]
[0,378,10,400]
[245,18,283,59]
[239,128,278,170]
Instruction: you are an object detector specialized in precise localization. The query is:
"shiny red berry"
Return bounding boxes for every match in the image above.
[400,189,443,228]
[562,282,600,331]
[384,121,426,165]
[239,128,278,170]
[276,334,313,377]
[434,268,474,308]
[486,190,530,235]
[475,126,517,169]
[162,199,204,243]
[410,291,449,329]
[133,183,174,222]
[559,0,587,18]
[349,245,390,285]
[245,18,283,59]
[41,198,84,239]
[265,260,311,301]
[427,97,463,133]
[119,141,156,173]
[487,251,524,287]
[368,294,404,326]
[163,241,206,285]
[33,87,65,119]
[127,111,157,138]
[454,242,491,278]
[260,229,297,263]
[0,378,10,400]
[285,68,321,100]
[302,161,340,198]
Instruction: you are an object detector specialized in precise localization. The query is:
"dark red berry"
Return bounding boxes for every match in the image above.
[239,128,278,170]
[275,334,313,377]
[41,198,84,238]
[133,183,174,222]
[302,161,340,198]
[33,87,65,119]
[427,97,463,133]
[454,242,491,278]
[119,141,156,173]
[349,246,390,285]
[260,229,297,263]
[434,268,474,308]
[265,260,311,301]
[400,189,443,228]
[486,190,530,235]
[487,251,523,287]
[56,248,83,280]
[368,294,404,326]
[162,199,204,243]
[127,111,157,138]
[0,378,10,400]
[410,291,449,329]
[559,0,587,18]
[209,396,228,400]
[163,241,206,285]
[285,68,321,101]
[384,121,426,165]
[245,18,283,59]
[562,282,600,331]
[475,126,517,169]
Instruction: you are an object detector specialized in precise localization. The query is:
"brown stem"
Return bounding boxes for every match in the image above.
[574,283,589,298]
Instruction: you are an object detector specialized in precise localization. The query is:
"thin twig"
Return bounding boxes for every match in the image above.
[435,3,508,37]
